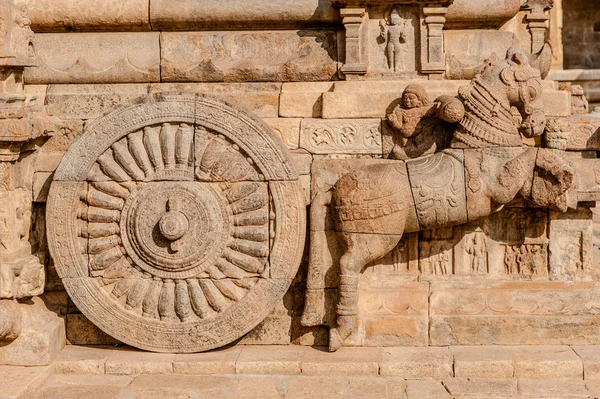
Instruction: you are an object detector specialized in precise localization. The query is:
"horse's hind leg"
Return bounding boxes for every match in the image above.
[329,232,402,352]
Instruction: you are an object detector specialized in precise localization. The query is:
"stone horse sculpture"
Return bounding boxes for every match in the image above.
[301,46,576,351]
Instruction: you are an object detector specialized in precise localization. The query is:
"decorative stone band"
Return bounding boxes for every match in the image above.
[335,201,408,222]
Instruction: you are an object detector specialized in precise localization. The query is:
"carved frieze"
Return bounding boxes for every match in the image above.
[300,119,382,154]
[47,93,306,352]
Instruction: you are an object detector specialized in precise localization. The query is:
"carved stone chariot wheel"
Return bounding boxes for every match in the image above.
[47,93,305,352]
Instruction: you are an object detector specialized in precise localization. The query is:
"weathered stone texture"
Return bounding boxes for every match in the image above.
[380,347,453,378]
[18,0,150,32]
[430,282,600,346]
[149,0,338,30]
[149,83,281,118]
[0,297,65,366]
[161,31,338,83]
[24,33,160,84]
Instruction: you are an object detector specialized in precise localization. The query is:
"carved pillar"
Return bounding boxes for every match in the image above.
[0,0,65,366]
[420,6,447,77]
[523,0,554,54]
[340,7,368,77]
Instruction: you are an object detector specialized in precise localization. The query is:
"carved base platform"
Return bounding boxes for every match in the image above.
[0,296,65,366]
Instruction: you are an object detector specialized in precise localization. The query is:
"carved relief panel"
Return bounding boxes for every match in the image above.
[47,93,306,352]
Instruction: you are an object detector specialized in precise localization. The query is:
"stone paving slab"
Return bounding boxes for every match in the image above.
[0,365,52,399]
[32,374,600,399]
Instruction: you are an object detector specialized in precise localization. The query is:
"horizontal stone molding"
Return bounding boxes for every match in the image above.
[24,33,161,84]
[444,0,521,28]
[150,0,339,31]
[161,31,338,83]
[17,0,150,32]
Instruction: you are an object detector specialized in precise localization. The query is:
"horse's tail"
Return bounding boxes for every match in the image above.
[301,189,333,327]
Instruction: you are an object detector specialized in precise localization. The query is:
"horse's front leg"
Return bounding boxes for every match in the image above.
[329,232,402,352]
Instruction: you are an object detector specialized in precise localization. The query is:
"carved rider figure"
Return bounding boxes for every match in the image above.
[386,84,457,160]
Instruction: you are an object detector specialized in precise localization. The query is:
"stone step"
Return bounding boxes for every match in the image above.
[32,373,600,399]
[50,344,600,380]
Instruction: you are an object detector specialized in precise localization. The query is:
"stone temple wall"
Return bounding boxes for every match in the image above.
[1,0,600,362]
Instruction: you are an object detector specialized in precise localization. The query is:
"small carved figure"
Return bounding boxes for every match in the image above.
[466,234,486,274]
[380,8,406,72]
[504,245,517,274]
[386,85,459,160]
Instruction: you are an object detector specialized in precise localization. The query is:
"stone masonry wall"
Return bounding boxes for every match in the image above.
[18,0,600,349]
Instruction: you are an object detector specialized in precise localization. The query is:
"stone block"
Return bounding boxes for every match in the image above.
[25,33,160,84]
[451,346,514,378]
[549,208,594,281]
[128,374,235,395]
[0,297,65,366]
[279,82,334,118]
[517,379,589,398]
[380,347,453,378]
[35,153,64,173]
[231,375,292,399]
[239,314,292,345]
[149,0,338,30]
[53,345,111,374]
[300,347,380,376]
[512,346,583,379]
[21,0,150,32]
[45,84,149,120]
[33,172,53,202]
[442,378,517,397]
[445,30,517,80]
[148,82,281,118]
[105,347,175,375]
[299,119,382,154]
[263,118,301,149]
[405,380,450,399]
[289,149,313,176]
[573,346,600,380]
[236,345,306,375]
[161,31,337,82]
[345,377,405,399]
[285,376,345,399]
[357,281,429,347]
[173,346,241,375]
[543,90,572,117]
[66,314,120,346]
[430,282,600,346]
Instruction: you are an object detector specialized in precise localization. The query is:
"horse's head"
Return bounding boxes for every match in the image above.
[479,47,546,139]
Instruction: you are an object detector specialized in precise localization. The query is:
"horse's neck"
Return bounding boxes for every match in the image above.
[453,77,522,148]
